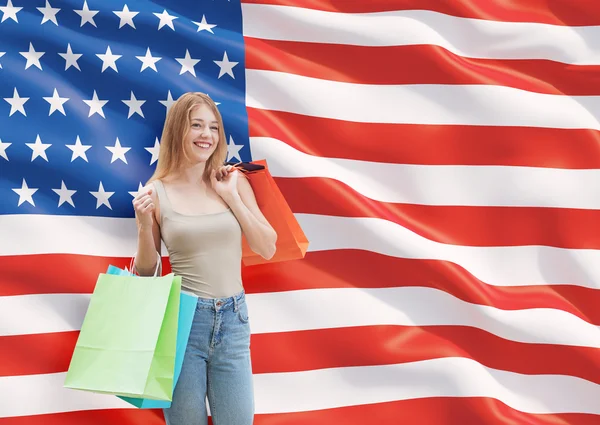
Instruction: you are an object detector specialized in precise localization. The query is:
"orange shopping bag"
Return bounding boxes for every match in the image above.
[231,159,309,266]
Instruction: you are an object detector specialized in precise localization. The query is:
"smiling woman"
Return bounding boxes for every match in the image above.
[148,92,228,185]
[130,92,277,425]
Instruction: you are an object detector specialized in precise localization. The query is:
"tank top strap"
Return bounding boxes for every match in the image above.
[151,179,172,219]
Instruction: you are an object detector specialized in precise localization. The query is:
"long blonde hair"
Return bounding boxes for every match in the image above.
[146,92,228,184]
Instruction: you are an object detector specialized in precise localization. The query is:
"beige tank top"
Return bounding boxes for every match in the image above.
[153,179,244,299]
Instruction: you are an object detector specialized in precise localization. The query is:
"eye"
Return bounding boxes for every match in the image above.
[192,123,200,128]
[211,126,218,131]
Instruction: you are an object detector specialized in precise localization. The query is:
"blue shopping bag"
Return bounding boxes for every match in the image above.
[105,264,197,408]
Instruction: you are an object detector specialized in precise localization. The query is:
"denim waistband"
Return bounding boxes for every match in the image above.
[194,290,246,312]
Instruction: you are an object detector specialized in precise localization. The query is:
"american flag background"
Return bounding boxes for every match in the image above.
[1,0,600,424]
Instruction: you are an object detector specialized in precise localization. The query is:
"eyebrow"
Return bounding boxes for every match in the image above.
[191,118,218,123]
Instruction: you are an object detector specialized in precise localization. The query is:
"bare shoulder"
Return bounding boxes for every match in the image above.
[138,182,157,201]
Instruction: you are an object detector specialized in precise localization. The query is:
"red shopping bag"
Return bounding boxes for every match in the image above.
[232,159,309,266]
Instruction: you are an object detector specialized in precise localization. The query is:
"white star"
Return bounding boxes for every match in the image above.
[12,179,38,207]
[20,42,45,70]
[96,46,121,73]
[106,137,131,164]
[58,43,82,71]
[214,51,238,79]
[128,182,144,198]
[136,47,161,72]
[26,134,51,162]
[43,88,69,116]
[0,0,22,23]
[66,135,91,162]
[83,90,108,118]
[122,91,145,119]
[159,90,176,111]
[4,88,29,116]
[52,180,77,207]
[74,0,98,27]
[192,15,216,33]
[176,49,200,77]
[226,135,243,162]
[0,52,4,68]
[90,182,114,210]
[153,9,177,30]
[0,138,11,161]
[145,137,160,165]
[113,4,138,29]
[37,0,60,25]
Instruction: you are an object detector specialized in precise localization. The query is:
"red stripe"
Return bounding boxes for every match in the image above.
[245,39,600,95]
[0,409,165,425]
[0,331,78,376]
[247,108,600,169]
[252,326,600,383]
[243,251,600,324]
[273,176,600,250]
[241,0,600,27]
[4,325,600,384]
[0,254,172,296]
[2,251,598,324]
[4,400,598,425]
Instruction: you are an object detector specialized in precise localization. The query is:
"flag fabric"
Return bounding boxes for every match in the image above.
[1,0,600,424]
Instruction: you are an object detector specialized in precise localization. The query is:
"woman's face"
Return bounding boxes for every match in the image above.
[184,103,220,165]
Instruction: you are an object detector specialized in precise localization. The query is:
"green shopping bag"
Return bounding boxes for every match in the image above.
[64,272,181,401]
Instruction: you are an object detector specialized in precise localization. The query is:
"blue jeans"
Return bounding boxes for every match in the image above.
[163,290,254,425]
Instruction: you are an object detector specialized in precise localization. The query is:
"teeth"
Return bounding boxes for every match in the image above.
[195,142,210,148]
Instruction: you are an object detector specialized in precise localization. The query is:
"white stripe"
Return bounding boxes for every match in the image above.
[250,137,600,209]
[0,372,131,418]
[1,214,599,289]
[246,70,600,129]
[296,214,600,289]
[3,287,599,348]
[0,214,160,257]
[2,358,600,417]
[241,5,600,65]
[0,293,91,336]
[254,358,600,415]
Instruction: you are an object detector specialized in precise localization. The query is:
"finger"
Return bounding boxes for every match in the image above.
[140,198,153,209]
[133,195,150,209]
[134,188,152,202]
[142,202,154,213]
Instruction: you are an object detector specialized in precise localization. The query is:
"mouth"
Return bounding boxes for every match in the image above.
[193,141,212,150]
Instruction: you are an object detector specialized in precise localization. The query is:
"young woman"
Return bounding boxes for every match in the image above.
[132,92,277,425]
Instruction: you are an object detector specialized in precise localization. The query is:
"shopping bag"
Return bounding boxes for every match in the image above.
[230,159,309,266]
[64,272,181,401]
[104,264,197,409]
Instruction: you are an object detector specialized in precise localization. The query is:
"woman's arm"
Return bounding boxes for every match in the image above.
[226,176,277,260]
[132,185,163,276]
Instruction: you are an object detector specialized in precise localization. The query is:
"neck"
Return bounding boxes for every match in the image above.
[174,161,207,186]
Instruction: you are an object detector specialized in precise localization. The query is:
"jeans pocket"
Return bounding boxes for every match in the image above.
[237,302,250,324]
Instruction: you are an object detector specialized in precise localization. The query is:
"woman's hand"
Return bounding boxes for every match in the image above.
[210,165,240,204]
[132,187,155,228]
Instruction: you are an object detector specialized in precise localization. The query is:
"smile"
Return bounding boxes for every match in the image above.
[194,141,212,149]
